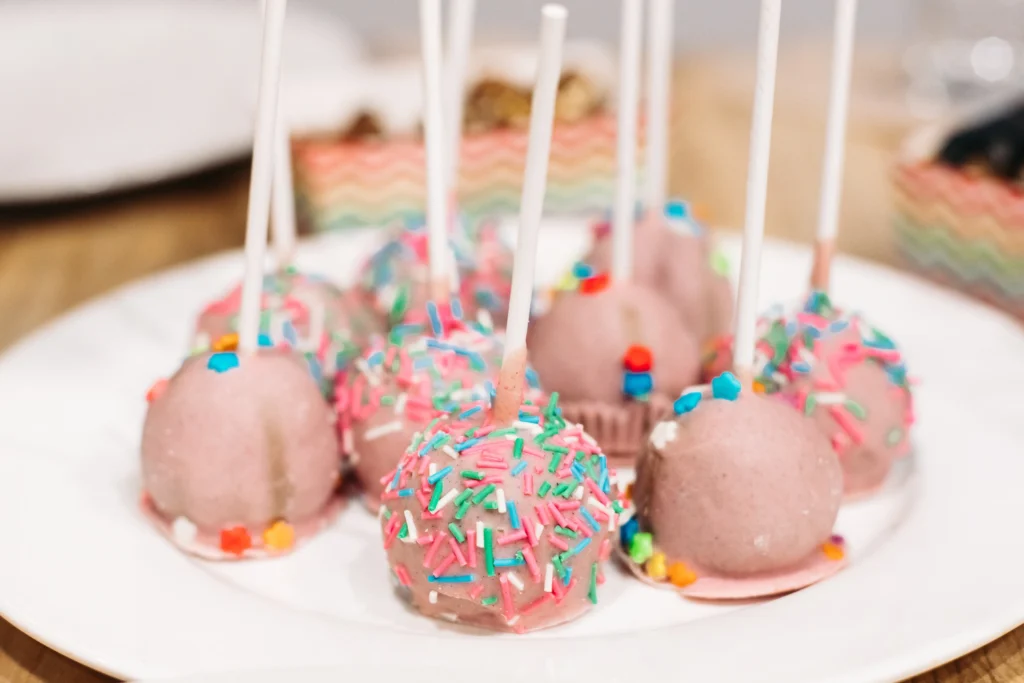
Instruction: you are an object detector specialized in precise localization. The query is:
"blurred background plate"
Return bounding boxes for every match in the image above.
[0,0,364,203]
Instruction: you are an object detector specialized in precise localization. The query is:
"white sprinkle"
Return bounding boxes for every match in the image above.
[440,612,459,622]
[363,420,404,442]
[393,393,408,416]
[544,563,554,593]
[504,434,517,441]
[798,347,817,367]
[342,430,354,455]
[507,615,520,627]
[428,463,438,477]
[771,371,788,385]
[535,522,544,538]
[608,514,616,532]
[443,445,459,460]
[587,497,611,515]
[378,505,388,520]
[434,488,460,513]
[429,590,438,604]
[192,332,210,353]
[403,510,418,542]
[476,521,485,548]
[573,485,584,500]
[812,392,847,405]
[408,337,429,354]
[497,488,507,513]
[477,309,494,331]
[513,420,543,435]
[171,517,197,545]
[507,571,524,591]
[355,358,380,386]
[649,420,679,449]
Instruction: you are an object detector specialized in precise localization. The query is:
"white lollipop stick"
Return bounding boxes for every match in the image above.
[811,0,857,293]
[732,0,781,382]
[239,0,288,354]
[444,0,475,193]
[644,0,673,215]
[494,4,567,425]
[612,0,643,284]
[420,0,449,302]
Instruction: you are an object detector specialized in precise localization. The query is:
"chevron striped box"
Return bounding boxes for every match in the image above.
[892,158,1024,321]
[292,112,624,232]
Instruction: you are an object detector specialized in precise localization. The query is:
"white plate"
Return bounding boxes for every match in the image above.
[1,224,1023,683]
[0,0,363,203]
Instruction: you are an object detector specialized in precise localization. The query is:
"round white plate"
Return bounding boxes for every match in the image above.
[1,224,1023,683]
[0,0,363,203]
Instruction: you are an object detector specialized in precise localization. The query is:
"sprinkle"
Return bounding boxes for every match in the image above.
[886,427,904,446]
[481,596,499,606]
[484,527,495,576]
[455,489,474,506]
[475,521,485,547]
[823,542,845,561]
[844,399,867,420]
[432,552,457,577]
[458,405,483,420]
[508,501,521,529]
[449,537,468,566]
[461,470,485,480]
[547,451,565,473]
[499,575,515,620]
[497,488,507,513]
[428,590,438,604]
[673,391,702,415]
[523,520,539,547]
[472,483,496,504]
[668,562,697,587]
[403,510,418,542]
[588,562,599,603]
[513,437,524,459]
[219,526,251,556]
[544,563,554,593]
[830,405,866,444]
[426,301,443,335]
[145,379,169,403]
[506,571,524,592]
[510,461,528,476]
[497,530,528,545]
[423,531,447,567]
[711,372,742,400]
[493,558,525,568]
[207,352,240,373]
[549,533,570,552]
[537,481,552,498]
[646,552,667,580]
[467,531,477,567]
[571,537,592,556]
[428,482,443,511]
[394,564,413,587]
[579,507,600,532]
[428,466,453,484]
[171,516,197,545]
[433,487,460,513]
[448,522,466,543]
[364,420,405,442]
[427,574,475,583]
[442,445,458,460]
[522,545,541,581]
[455,500,472,519]
[629,532,654,564]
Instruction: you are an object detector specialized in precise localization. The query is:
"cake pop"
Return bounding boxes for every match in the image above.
[582,0,732,343]
[528,0,701,464]
[703,0,913,498]
[621,0,846,598]
[381,5,619,632]
[141,0,341,559]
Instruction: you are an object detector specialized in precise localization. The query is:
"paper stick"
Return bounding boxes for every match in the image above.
[810,0,857,293]
[444,0,475,192]
[732,0,782,382]
[644,0,673,215]
[420,0,448,301]
[493,4,567,425]
[612,0,643,283]
[239,0,288,353]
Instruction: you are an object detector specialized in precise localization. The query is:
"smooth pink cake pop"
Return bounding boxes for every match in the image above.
[585,201,734,342]
[380,394,620,633]
[140,349,342,559]
[527,278,700,464]
[621,372,846,599]
[702,292,914,498]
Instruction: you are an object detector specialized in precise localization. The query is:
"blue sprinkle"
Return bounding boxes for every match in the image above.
[622,371,653,397]
[450,297,463,320]
[599,470,610,495]
[485,380,496,399]
[525,367,540,389]
[791,362,811,374]
[413,357,434,371]
[508,501,521,530]
[419,433,444,455]
[428,466,452,485]
[664,199,690,220]
[258,333,274,348]
[397,488,415,497]
[427,301,443,336]
[829,320,849,334]
[580,507,600,532]
[517,413,540,424]
[511,461,528,476]
[428,574,475,583]
[620,517,639,549]
[390,466,402,490]
[391,323,424,339]
[454,437,481,452]
[366,350,385,367]
[437,401,457,413]
[458,405,483,420]
[572,262,594,279]
[673,391,702,415]
[571,537,592,556]
[282,321,298,346]
[711,372,742,400]
[493,558,525,568]
[806,326,821,339]
[570,463,585,482]
[785,321,799,337]
[207,352,239,373]
[563,566,572,583]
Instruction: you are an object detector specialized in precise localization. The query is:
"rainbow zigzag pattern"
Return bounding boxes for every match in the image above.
[293,114,630,232]
[892,162,1024,320]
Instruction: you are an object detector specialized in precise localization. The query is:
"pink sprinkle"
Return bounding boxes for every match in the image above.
[394,563,412,587]
[523,447,545,459]
[379,469,396,486]
[522,519,539,547]
[521,593,553,615]
[423,531,448,567]
[432,552,456,577]
[555,501,581,511]
[449,537,468,567]
[549,503,570,528]
[831,432,850,455]
[597,568,605,585]
[497,530,528,546]
[575,519,593,538]
[592,508,609,523]
[415,489,430,510]
[463,479,485,489]
[555,467,573,480]
[557,577,578,605]
[466,531,477,568]
[482,475,504,485]
[829,405,865,444]
[536,506,552,527]
[585,479,610,506]
[417,533,435,546]
[551,574,566,601]
[417,458,431,475]
[599,538,610,561]
[549,533,570,552]
[478,461,510,470]
[813,376,840,391]
[522,545,541,581]
[470,583,485,601]
[499,575,515,620]
[795,387,809,413]
[383,517,401,550]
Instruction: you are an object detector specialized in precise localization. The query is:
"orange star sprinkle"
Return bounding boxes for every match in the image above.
[263,521,295,552]
[822,542,844,561]
[668,562,697,587]
[212,333,239,352]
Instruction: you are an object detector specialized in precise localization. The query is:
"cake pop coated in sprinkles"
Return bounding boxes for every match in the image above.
[621,372,846,599]
[703,291,914,498]
[379,394,621,633]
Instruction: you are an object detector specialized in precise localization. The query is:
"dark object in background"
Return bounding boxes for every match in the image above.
[937,102,1024,180]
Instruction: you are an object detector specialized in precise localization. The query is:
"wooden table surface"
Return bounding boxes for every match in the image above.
[1,48,1023,682]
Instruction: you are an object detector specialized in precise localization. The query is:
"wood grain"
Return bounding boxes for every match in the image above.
[1,47,1022,683]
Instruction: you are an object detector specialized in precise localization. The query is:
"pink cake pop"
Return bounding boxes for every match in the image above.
[620,0,846,599]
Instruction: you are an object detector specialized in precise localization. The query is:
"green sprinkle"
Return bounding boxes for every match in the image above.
[481,596,498,606]
[455,489,474,506]
[484,501,499,511]
[455,500,472,520]
[710,249,730,277]
[398,523,408,539]
[611,500,624,514]
[553,482,572,498]
[465,428,477,438]
[381,508,392,521]
[845,399,867,420]
[461,470,485,480]
[804,395,818,416]
[428,482,443,512]
[472,483,496,504]
[410,432,424,451]
[554,526,578,539]
[484,528,495,576]
[543,444,569,454]
[380,395,395,407]
[588,562,599,604]
[547,451,564,473]
[448,522,466,543]
[513,437,524,459]
[538,481,552,498]
[886,428,904,446]
[629,532,654,564]
[390,286,409,322]
[552,554,565,579]
[490,427,517,438]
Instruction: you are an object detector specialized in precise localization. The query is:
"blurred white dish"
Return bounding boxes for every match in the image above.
[0,0,363,202]
[0,225,1022,682]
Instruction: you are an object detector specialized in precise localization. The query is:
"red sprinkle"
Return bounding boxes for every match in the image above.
[395,563,412,586]
[219,526,252,556]
[622,344,653,372]
[579,273,610,294]
[145,378,168,403]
